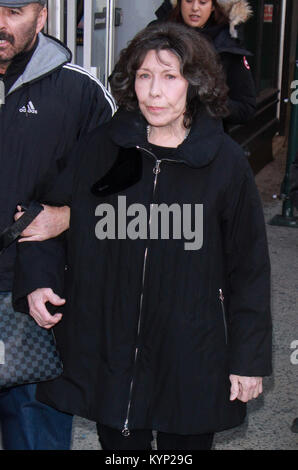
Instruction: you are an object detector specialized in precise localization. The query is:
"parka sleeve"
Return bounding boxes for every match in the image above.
[222,157,272,377]
[222,53,257,126]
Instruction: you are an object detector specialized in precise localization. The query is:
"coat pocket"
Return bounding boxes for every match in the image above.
[219,289,228,344]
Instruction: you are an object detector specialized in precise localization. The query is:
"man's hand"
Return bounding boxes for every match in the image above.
[14,205,70,242]
[27,288,65,329]
[229,374,263,402]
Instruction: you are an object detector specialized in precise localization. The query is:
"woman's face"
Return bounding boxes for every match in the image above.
[135,49,189,130]
[181,0,214,28]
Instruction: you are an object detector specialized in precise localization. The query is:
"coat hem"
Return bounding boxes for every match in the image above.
[36,393,246,436]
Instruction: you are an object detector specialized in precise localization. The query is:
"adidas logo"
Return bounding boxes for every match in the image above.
[19,100,38,114]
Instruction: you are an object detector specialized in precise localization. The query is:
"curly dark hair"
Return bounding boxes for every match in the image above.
[109,22,229,127]
[169,0,229,25]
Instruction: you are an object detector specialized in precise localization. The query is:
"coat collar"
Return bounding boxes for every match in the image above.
[108,106,225,169]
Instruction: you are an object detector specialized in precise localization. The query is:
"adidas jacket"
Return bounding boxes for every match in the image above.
[0,33,116,291]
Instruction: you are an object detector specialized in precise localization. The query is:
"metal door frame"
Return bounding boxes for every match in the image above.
[46,0,115,85]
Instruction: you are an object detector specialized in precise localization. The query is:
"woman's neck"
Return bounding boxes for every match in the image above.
[147,123,189,148]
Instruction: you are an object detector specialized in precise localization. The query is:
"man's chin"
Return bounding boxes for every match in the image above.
[0,59,11,66]
[0,52,14,65]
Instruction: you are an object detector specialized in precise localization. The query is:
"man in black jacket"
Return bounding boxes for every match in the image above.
[0,0,116,450]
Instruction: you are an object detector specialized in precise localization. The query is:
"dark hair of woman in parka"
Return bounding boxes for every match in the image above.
[109,21,229,129]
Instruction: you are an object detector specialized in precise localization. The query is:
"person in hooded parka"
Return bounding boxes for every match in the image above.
[153,0,257,129]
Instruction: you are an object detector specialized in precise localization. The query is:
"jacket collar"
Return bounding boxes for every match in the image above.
[7,33,72,96]
[108,106,225,169]
[1,36,38,93]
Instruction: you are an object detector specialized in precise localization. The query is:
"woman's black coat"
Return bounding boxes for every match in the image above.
[13,108,272,435]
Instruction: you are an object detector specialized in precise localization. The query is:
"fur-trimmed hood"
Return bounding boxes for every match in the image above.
[168,0,252,38]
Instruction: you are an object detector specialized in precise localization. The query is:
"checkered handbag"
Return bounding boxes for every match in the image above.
[0,202,63,389]
[0,293,63,389]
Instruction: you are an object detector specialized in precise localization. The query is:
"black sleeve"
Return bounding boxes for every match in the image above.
[12,124,107,313]
[12,135,88,313]
[11,158,74,313]
[222,53,257,126]
[222,156,272,376]
[76,75,116,138]
[32,77,115,201]
[12,237,66,314]
[36,127,96,205]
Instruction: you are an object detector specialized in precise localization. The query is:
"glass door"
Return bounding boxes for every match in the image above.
[46,1,165,86]
[77,0,109,84]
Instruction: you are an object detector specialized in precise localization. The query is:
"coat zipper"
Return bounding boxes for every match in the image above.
[122,152,162,437]
[219,289,228,344]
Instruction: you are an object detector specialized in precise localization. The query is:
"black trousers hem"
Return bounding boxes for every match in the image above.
[97,423,214,450]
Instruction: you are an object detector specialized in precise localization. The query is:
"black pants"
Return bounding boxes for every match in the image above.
[97,423,214,450]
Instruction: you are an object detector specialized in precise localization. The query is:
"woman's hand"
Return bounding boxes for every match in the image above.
[229,375,263,402]
[27,288,65,329]
[14,205,70,242]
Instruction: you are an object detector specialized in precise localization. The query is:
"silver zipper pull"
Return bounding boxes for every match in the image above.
[122,420,130,437]
[153,160,161,175]
[219,289,228,344]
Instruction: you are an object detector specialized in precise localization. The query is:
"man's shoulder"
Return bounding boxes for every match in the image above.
[50,62,107,93]
[57,63,115,109]
[59,63,103,87]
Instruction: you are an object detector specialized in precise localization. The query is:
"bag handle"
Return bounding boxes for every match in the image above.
[0,201,44,255]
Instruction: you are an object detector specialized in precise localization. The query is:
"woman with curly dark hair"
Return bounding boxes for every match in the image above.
[14,22,272,450]
[111,20,229,125]
[154,0,256,128]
